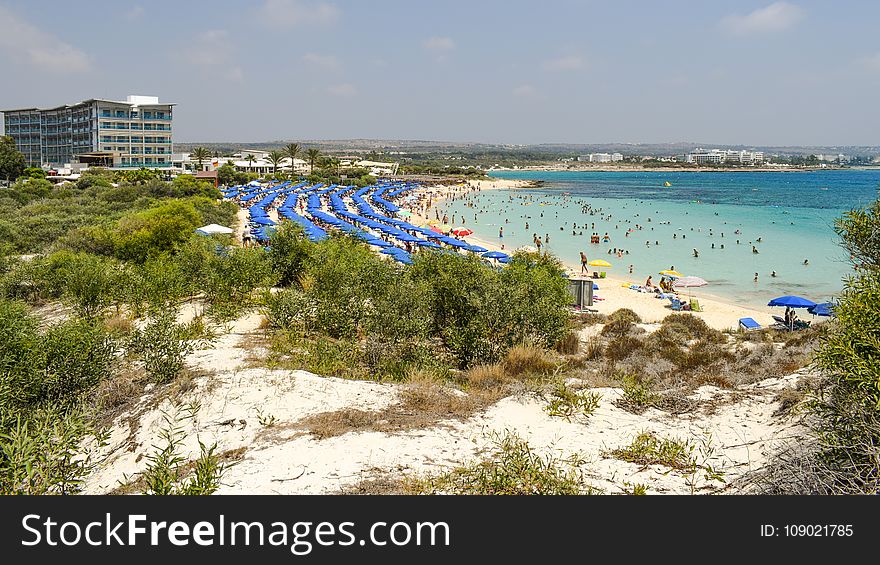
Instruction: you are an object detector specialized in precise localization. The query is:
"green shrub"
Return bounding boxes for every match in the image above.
[0,407,106,495]
[604,335,644,362]
[617,372,660,412]
[660,313,724,343]
[128,311,214,384]
[545,382,601,420]
[609,431,697,471]
[268,222,313,287]
[262,288,318,333]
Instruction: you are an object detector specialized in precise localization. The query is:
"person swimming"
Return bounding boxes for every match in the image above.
[754,272,758,282]
[771,270,777,277]
[752,246,759,254]
[803,258,809,265]
[693,248,699,257]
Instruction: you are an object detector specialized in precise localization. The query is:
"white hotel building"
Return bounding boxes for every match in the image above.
[3,95,174,169]
[686,149,764,165]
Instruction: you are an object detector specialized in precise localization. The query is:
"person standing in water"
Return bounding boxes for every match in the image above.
[580,252,589,274]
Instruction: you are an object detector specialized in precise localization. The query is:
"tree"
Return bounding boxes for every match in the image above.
[0,136,26,183]
[217,161,237,187]
[267,150,285,174]
[190,147,210,172]
[244,154,257,172]
[284,143,300,177]
[307,148,321,173]
[811,197,880,492]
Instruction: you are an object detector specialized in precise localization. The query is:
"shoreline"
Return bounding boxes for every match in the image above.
[488,165,848,173]
[408,180,789,331]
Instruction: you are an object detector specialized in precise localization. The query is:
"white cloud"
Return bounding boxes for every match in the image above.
[257,0,340,29]
[542,55,584,72]
[327,83,357,97]
[0,5,91,73]
[302,52,340,69]
[125,5,144,21]
[722,2,804,35]
[183,30,243,82]
[512,84,537,98]
[422,36,455,52]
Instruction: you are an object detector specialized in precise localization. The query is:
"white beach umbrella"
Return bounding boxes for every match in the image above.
[672,276,708,301]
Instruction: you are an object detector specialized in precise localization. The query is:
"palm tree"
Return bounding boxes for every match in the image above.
[244,153,257,171]
[284,143,300,176]
[191,146,210,172]
[306,148,321,173]
[267,150,285,175]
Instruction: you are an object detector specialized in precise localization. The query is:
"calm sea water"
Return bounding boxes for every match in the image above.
[436,169,880,308]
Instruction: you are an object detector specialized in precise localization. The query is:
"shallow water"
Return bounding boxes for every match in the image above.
[434,169,880,309]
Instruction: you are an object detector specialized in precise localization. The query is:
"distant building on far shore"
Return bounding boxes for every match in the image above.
[577,152,624,163]
[686,149,764,165]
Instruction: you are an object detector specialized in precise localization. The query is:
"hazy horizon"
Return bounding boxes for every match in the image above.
[1,1,879,146]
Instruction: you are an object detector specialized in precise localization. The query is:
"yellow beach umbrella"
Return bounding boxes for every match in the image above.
[427,219,440,226]
[659,270,684,278]
[588,259,612,268]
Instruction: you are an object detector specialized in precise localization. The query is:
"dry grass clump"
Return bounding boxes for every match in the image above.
[773,387,805,417]
[582,337,604,361]
[572,312,607,327]
[555,331,580,355]
[501,344,558,378]
[299,382,499,441]
[104,314,133,336]
[403,431,597,495]
[301,409,382,440]
[660,313,725,343]
[608,308,642,324]
[604,335,644,362]
[466,363,509,390]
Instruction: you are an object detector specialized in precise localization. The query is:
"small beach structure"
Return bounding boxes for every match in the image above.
[195,223,234,236]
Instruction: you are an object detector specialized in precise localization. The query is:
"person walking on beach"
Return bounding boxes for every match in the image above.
[499,226,503,239]
[580,252,589,274]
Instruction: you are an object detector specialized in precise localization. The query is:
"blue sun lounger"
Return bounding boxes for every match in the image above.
[739,317,761,330]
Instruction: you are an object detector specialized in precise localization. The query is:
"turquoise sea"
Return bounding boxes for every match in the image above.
[437,169,880,308]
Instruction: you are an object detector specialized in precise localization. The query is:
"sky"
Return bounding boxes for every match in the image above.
[0,0,878,145]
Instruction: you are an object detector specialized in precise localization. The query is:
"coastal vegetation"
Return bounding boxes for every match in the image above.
[1,137,879,494]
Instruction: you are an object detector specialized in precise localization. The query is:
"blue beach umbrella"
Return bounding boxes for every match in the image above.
[482,251,509,260]
[380,247,403,255]
[417,240,442,248]
[767,295,817,308]
[250,216,276,226]
[463,244,488,253]
[807,302,836,317]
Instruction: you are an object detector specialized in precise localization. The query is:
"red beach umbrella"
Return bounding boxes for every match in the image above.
[451,227,473,236]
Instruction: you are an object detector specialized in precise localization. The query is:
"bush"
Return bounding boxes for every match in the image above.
[608,308,642,324]
[0,406,105,495]
[128,311,213,384]
[616,372,660,413]
[262,288,318,333]
[268,222,313,287]
[545,382,601,420]
[555,331,580,355]
[660,313,724,343]
[608,431,697,471]
[600,318,635,338]
[604,335,644,362]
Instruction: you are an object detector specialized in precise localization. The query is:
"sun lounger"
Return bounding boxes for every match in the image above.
[772,315,786,325]
[739,317,761,330]
[689,299,703,312]
[670,298,683,311]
